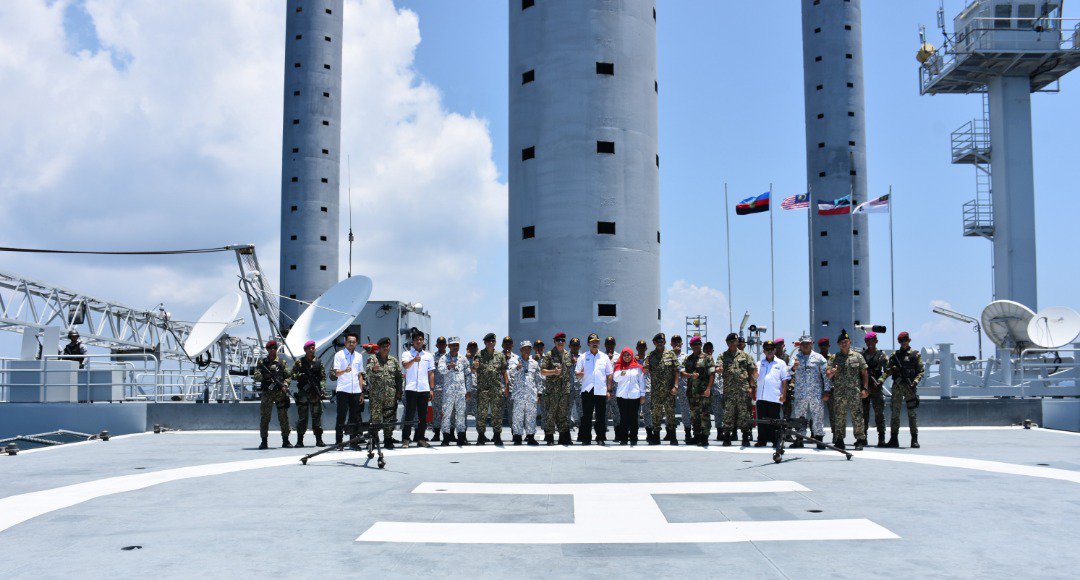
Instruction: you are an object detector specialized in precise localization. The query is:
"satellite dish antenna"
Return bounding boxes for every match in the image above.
[980,300,1036,351]
[183,293,243,358]
[284,275,373,355]
[1026,307,1080,349]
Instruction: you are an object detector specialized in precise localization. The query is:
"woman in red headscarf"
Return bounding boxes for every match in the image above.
[612,348,646,445]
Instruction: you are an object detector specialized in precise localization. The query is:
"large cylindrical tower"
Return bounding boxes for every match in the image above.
[279,0,344,328]
[801,0,870,340]
[508,0,660,347]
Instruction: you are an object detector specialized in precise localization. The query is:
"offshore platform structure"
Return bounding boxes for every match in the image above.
[801,0,871,340]
[919,0,1080,310]
[279,0,344,329]
[508,0,661,345]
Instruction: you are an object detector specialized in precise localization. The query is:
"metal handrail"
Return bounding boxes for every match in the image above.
[0,354,161,403]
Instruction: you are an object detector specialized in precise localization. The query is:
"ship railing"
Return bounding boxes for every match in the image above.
[0,354,161,403]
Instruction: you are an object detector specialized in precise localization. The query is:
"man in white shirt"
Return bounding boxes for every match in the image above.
[574,333,614,445]
[400,329,436,448]
[755,341,790,449]
[332,333,365,447]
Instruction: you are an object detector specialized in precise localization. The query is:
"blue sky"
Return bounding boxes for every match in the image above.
[1,0,1077,358]
[398,0,1079,354]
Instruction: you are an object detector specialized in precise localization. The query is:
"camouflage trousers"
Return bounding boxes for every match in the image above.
[441,387,467,434]
[295,396,323,436]
[791,393,826,437]
[259,388,290,439]
[675,382,692,428]
[688,391,712,437]
[722,386,752,434]
[511,389,538,436]
[782,383,794,419]
[568,386,582,427]
[642,388,653,428]
[369,387,398,439]
[890,381,918,437]
[431,387,444,433]
[476,388,505,434]
[543,387,570,434]
[832,390,866,442]
[606,396,621,427]
[650,383,677,430]
[862,389,886,436]
[710,385,723,429]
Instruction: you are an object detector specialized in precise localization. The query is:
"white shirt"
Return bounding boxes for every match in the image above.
[756,357,790,403]
[613,366,645,399]
[402,348,435,392]
[333,348,363,394]
[575,350,613,395]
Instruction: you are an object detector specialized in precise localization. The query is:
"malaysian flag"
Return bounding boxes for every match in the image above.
[780,193,810,210]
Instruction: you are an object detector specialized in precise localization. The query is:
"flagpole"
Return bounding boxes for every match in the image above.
[769,182,775,337]
[889,185,896,351]
[808,184,814,335]
[725,182,733,332]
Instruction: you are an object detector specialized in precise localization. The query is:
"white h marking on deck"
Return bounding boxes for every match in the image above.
[356,481,898,544]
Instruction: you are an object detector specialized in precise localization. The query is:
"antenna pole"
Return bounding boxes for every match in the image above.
[889,185,896,351]
[347,155,354,278]
[725,182,733,332]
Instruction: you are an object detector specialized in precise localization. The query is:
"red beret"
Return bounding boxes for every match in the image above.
[554,332,566,340]
[818,338,829,345]
[898,331,910,340]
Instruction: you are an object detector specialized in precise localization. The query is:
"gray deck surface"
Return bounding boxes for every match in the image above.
[0,427,1077,579]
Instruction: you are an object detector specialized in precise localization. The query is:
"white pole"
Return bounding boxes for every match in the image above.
[725,182,733,332]
[769,183,775,336]
[889,185,896,350]
[808,184,814,334]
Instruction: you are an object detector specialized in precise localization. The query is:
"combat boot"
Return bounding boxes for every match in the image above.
[876,432,886,448]
[258,438,268,450]
[648,429,660,445]
[885,434,900,448]
[457,431,469,446]
[559,431,572,446]
[716,426,723,442]
[295,434,305,449]
[314,430,325,447]
[432,429,441,443]
[476,430,487,446]
[384,439,395,450]
[790,439,805,449]
[834,438,846,450]
[666,428,678,446]
[545,433,555,446]
[910,435,920,449]
[754,437,768,447]
[281,436,293,449]
[683,427,692,444]
[513,434,523,446]
[526,434,539,446]
[741,431,752,447]
[816,440,827,450]
[493,432,504,446]
[854,439,864,451]
[441,435,452,447]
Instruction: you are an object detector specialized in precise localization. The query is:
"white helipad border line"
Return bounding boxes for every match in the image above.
[1,433,1078,535]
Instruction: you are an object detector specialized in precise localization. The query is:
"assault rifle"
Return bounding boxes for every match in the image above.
[299,419,419,470]
[256,359,291,410]
[752,417,853,463]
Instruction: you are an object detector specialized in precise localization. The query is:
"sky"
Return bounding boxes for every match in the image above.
[1,0,1077,358]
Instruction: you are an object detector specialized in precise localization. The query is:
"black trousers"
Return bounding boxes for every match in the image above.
[335,391,363,444]
[756,400,782,447]
[401,390,430,442]
[580,392,608,442]
[615,397,641,443]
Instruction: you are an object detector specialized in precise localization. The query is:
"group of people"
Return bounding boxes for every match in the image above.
[251,326,925,453]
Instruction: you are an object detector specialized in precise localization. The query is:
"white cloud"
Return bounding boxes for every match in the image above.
[0,0,506,338]
[663,280,730,343]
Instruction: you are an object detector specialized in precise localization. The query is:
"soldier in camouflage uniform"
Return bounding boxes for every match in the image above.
[568,338,584,439]
[720,332,757,447]
[540,332,574,445]
[860,332,889,447]
[788,335,831,449]
[438,337,469,446]
[254,340,291,450]
[774,338,794,421]
[464,341,478,422]
[365,337,403,449]
[473,333,509,445]
[644,333,679,445]
[681,336,716,447]
[510,341,542,445]
[703,341,723,441]
[501,336,518,437]
[635,340,652,437]
[825,329,869,450]
[885,331,923,448]
[604,336,620,433]
[671,335,693,443]
[430,336,447,443]
[291,340,326,448]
